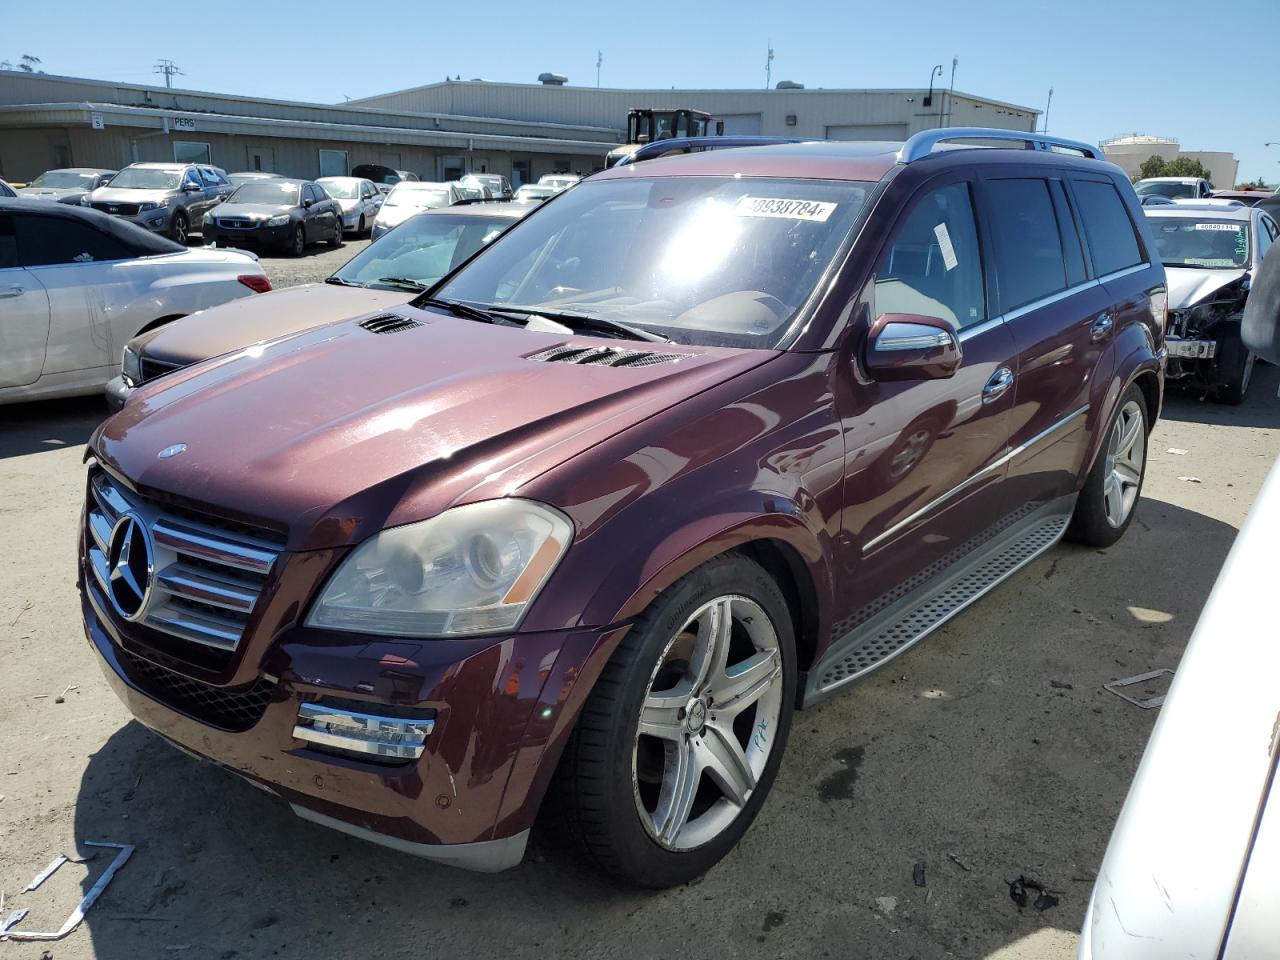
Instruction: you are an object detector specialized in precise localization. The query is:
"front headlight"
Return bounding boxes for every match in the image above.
[306,499,573,638]
[80,195,93,206]
[267,214,290,227]
[121,343,142,387]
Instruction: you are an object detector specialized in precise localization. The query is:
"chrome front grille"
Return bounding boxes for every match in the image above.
[86,470,283,653]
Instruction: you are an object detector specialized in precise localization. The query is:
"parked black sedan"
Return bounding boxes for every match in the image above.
[201,178,343,256]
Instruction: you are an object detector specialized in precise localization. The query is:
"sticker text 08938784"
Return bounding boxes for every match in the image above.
[734,196,837,222]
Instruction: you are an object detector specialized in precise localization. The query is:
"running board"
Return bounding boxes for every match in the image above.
[804,499,1074,706]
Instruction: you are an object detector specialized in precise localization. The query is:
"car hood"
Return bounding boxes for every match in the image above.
[332,197,362,211]
[137,283,410,367]
[90,186,174,204]
[376,204,432,228]
[96,310,771,551]
[17,186,84,201]
[213,202,295,219]
[1166,267,1248,310]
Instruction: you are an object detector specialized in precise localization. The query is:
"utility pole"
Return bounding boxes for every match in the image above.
[1042,87,1053,134]
[945,57,958,127]
[153,59,183,89]
[765,42,774,90]
[596,50,602,88]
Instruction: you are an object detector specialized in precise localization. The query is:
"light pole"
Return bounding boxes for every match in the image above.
[924,64,943,124]
[1042,87,1053,134]
[945,57,958,127]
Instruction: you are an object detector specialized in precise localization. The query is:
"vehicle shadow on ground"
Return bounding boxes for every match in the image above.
[71,499,1240,960]
[0,396,107,461]
[1159,361,1280,429]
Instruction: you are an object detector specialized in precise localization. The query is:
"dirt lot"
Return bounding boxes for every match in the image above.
[2,255,1278,959]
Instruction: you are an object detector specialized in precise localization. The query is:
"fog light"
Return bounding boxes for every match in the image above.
[293,702,435,760]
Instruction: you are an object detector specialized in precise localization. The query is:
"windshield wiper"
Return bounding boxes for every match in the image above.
[324,276,363,287]
[1162,261,1216,270]
[415,296,514,325]
[484,305,671,343]
[376,276,429,291]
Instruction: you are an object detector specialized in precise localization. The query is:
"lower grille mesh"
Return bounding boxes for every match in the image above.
[116,646,275,732]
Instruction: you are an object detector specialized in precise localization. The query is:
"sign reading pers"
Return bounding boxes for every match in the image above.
[172,117,197,132]
[90,112,104,130]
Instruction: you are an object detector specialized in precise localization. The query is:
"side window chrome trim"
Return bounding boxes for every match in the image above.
[972,262,1152,333]
[1096,262,1151,284]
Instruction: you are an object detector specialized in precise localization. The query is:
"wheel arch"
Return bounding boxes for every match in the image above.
[1078,336,1163,486]
[135,313,186,337]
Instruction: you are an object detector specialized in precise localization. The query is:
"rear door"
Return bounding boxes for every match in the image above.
[977,171,1114,505]
[840,173,1019,620]
[0,213,51,388]
[12,211,139,378]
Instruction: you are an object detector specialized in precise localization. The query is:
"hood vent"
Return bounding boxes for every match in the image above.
[526,345,688,368]
[359,314,424,335]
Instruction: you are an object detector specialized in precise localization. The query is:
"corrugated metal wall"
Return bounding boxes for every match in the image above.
[352,82,1040,138]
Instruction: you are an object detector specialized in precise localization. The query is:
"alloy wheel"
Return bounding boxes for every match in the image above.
[1103,399,1145,527]
[632,595,783,851]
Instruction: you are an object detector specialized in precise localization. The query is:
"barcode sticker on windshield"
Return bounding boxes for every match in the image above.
[1194,223,1241,231]
[734,197,836,222]
[934,223,958,271]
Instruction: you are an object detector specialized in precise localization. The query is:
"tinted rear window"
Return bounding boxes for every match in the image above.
[985,178,1066,312]
[15,214,133,266]
[1072,180,1144,276]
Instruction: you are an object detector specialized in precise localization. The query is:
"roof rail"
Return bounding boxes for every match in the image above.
[616,136,815,167]
[896,127,1104,164]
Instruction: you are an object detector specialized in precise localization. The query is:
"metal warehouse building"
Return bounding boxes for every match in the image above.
[0,70,1039,185]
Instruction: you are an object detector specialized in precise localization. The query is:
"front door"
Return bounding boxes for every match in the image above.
[836,175,1018,633]
[0,214,51,389]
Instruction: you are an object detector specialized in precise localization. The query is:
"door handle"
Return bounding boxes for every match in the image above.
[982,366,1014,404]
[0,286,23,299]
[1091,313,1115,342]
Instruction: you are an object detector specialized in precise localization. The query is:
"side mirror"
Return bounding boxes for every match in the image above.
[302,197,314,208]
[865,313,962,381]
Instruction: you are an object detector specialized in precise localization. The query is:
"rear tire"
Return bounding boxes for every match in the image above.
[357,214,366,237]
[558,553,795,888]
[328,217,343,247]
[1067,384,1148,548]
[1215,328,1254,405]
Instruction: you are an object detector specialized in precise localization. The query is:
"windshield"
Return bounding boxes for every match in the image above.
[334,214,513,290]
[318,179,358,199]
[386,187,450,208]
[1150,218,1250,268]
[108,168,183,190]
[30,171,96,188]
[228,181,300,205]
[1136,181,1197,199]
[516,186,554,199]
[434,176,871,349]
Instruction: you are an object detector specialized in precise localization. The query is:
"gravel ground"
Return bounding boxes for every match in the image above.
[251,236,371,289]
[1,275,1278,959]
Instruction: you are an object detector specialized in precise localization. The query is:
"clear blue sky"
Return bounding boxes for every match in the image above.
[6,0,1278,183]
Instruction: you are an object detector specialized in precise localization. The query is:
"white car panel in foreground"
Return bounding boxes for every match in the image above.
[1080,457,1280,958]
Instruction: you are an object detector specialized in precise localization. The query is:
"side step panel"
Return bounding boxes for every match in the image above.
[804,498,1074,706]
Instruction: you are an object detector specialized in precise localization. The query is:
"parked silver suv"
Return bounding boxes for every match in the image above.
[83,162,233,243]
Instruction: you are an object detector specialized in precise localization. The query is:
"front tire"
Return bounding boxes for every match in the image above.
[559,553,795,887]
[1067,384,1149,547]
[1215,328,1255,405]
[289,225,305,257]
[169,211,189,245]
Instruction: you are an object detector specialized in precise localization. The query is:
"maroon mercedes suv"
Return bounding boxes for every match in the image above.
[80,129,1166,887]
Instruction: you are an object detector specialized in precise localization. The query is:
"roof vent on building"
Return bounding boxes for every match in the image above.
[359,314,424,335]
[537,72,568,86]
[526,345,688,368]
[776,80,805,90]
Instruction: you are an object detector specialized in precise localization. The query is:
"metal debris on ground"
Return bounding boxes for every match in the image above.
[1104,669,1175,710]
[874,896,898,917]
[0,841,134,942]
[1007,875,1061,912]
[25,854,69,892]
[912,862,926,887]
[1177,476,1203,483]
[948,853,971,872]
[1,909,30,936]
[1166,448,1188,455]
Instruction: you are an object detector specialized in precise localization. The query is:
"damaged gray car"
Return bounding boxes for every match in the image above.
[1146,202,1278,403]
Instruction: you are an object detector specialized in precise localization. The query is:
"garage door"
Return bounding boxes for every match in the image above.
[825,123,910,141]
[719,114,762,136]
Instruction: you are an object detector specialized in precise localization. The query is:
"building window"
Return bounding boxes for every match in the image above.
[441,156,465,181]
[173,141,211,165]
[319,149,348,178]
[511,160,531,188]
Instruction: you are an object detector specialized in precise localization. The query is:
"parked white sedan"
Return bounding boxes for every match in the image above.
[0,199,270,405]
[315,176,383,236]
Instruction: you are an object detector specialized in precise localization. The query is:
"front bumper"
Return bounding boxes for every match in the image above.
[204,222,293,249]
[104,374,131,413]
[81,570,621,871]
